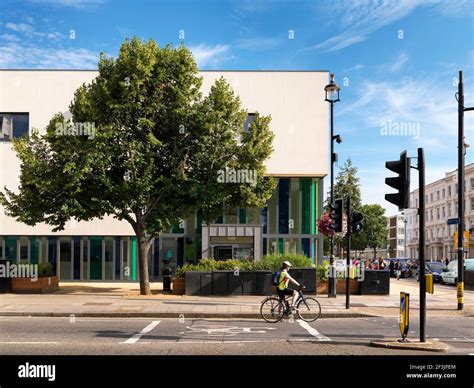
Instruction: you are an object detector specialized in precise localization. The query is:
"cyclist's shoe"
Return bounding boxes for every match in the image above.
[285,308,292,315]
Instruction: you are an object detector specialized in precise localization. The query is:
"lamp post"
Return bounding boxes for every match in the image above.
[456,71,474,311]
[325,73,341,298]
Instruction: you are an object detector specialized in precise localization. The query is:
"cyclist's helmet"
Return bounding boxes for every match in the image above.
[282,261,292,268]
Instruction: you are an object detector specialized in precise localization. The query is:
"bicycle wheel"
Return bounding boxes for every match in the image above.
[296,296,321,322]
[260,296,285,323]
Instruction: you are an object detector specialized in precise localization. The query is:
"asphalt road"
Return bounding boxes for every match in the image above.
[0,316,472,355]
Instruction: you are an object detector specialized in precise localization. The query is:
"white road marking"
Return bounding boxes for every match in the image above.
[297,320,331,342]
[122,320,160,344]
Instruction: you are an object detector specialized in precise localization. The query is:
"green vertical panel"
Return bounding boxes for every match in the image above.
[172,223,184,233]
[278,238,284,254]
[311,178,316,235]
[89,237,102,280]
[29,237,39,264]
[5,237,17,263]
[239,208,246,224]
[131,237,137,281]
[301,178,311,234]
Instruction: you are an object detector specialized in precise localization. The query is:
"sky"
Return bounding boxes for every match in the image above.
[1,0,473,216]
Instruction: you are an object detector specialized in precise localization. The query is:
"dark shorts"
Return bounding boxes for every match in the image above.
[277,288,295,301]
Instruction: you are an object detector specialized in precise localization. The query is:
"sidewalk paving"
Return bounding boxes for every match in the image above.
[0,278,472,319]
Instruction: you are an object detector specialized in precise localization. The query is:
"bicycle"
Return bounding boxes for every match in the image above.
[260,286,322,323]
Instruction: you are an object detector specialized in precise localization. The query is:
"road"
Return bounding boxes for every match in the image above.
[0,316,472,355]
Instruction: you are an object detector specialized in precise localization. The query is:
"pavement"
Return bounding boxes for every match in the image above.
[0,315,472,355]
[0,277,472,319]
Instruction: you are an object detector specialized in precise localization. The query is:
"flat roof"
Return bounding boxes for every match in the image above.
[0,69,328,72]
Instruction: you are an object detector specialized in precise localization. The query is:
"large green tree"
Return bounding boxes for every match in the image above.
[353,204,387,255]
[190,77,275,225]
[0,38,275,295]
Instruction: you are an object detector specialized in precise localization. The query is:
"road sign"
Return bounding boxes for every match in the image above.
[454,231,470,249]
[447,218,459,225]
[399,292,409,340]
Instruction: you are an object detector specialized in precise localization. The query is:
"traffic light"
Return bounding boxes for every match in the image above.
[328,198,343,233]
[385,150,410,210]
[351,210,364,233]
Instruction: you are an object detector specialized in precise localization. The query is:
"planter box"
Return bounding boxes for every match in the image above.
[359,270,390,295]
[212,271,229,295]
[227,272,243,295]
[256,271,272,295]
[289,267,316,294]
[12,276,59,294]
[316,279,359,295]
[465,270,474,291]
[242,271,258,295]
[172,278,185,295]
[185,271,201,295]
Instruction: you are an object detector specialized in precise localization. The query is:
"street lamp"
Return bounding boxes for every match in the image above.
[325,73,341,298]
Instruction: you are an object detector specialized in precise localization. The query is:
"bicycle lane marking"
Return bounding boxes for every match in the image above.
[121,320,161,344]
[296,319,331,342]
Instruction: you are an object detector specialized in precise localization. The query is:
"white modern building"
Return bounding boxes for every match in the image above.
[406,163,474,261]
[0,69,329,281]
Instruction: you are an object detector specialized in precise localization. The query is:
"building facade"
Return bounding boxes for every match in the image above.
[386,214,407,258]
[0,69,329,281]
[406,163,474,261]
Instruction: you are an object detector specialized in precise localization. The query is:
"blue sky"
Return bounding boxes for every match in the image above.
[1,0,473,215]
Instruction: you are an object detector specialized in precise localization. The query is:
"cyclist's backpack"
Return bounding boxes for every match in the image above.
[271,270,281,286]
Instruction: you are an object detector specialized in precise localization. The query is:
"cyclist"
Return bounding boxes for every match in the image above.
[277,261,302,313]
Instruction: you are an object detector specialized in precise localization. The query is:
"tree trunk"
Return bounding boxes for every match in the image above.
[137,233,152,295]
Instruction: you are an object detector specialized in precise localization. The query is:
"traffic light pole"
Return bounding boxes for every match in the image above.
[346,196,351,309]
[417,148,426,343]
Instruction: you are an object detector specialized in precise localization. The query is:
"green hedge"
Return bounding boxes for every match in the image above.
[175,254,314,279]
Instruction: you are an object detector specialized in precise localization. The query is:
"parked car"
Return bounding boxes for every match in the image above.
[415,261,446,282]
[385,258,412,278]
[440,258,474,285]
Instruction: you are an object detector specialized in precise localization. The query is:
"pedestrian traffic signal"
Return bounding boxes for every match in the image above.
[351,210,364,233]
[385,150,410,210]
[328,198,343,233]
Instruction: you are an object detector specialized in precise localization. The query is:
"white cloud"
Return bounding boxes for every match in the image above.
[0,42,98,69]
[307,0,468,52]
[0,33,21,43]
[188,44,231,68]
[379,52,409,73]
[6,23,35,35]
[26,0,105,9]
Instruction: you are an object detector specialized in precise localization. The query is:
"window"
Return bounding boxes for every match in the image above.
[430,193,433,202]
[471,178,474,189]
[442,207,445,218]
[243,113,255,132]
[442,188,445,198]
[430,209,433,221]
[448,186,451,196]
[456,184,458,194]
[0,113,29,141]
[437,208,440,219]
[471,199,474,211]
